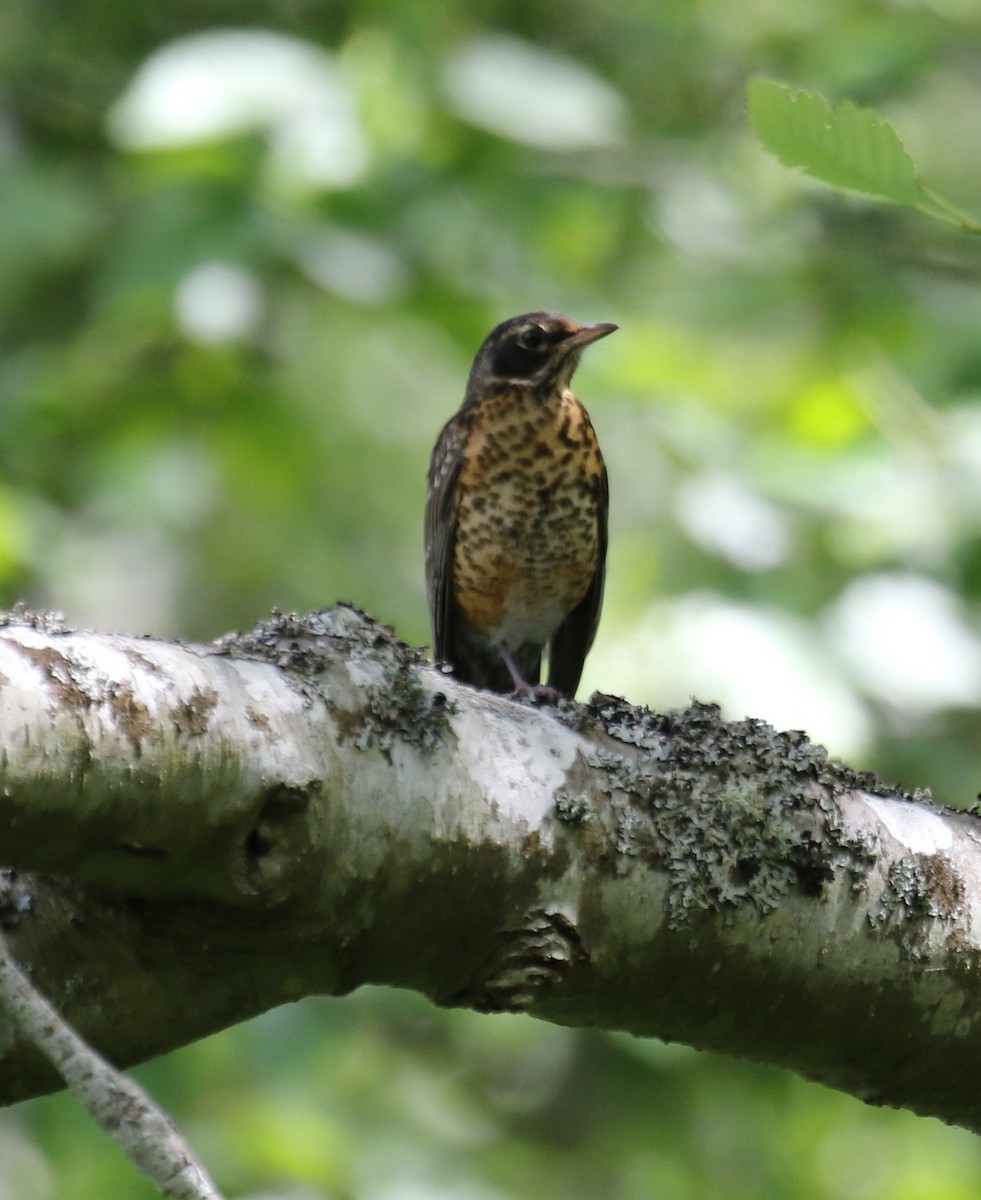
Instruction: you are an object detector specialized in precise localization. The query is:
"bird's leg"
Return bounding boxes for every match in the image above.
[498,642,560,704]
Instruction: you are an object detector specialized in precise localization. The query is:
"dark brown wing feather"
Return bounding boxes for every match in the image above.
[425,415,466,665]
[546,463,608,697]
[426,410,535,692]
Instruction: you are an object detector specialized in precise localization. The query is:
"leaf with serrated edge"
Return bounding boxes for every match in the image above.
[748,79,920,207]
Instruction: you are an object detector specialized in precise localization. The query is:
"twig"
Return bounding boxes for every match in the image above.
[0,924,224,1200]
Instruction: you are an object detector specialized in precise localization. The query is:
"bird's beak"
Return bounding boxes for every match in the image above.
[568,321,618,349]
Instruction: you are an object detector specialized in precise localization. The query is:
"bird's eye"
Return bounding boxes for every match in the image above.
[518,327,545,351]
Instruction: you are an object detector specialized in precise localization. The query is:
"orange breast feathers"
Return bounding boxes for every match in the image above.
[451,389,604,644]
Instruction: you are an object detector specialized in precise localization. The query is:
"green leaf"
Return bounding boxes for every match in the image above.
[748,78,920,207]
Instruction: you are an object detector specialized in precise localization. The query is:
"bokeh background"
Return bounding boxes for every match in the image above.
[4,1,981,1196]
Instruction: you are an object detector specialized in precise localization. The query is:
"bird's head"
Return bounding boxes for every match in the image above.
[465,312,617,404]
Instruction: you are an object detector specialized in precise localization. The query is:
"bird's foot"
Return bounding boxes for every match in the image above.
[499,642,560,704]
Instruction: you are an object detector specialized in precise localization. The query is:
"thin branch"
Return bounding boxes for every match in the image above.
[0,923,223,1200]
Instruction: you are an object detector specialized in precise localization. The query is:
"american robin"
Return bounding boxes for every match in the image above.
[425,311,615,700]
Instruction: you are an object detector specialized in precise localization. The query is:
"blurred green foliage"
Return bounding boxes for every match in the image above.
[4,0,981,1195]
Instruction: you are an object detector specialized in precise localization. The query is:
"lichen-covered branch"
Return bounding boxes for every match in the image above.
[0,605,980,1132]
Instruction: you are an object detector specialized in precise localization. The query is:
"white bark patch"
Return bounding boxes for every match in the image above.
[861,793,953,854]
[452,702,581,832]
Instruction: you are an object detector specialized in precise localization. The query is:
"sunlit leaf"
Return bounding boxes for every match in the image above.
[748,78,920,206]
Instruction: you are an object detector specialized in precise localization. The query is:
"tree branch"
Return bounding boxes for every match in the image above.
[0,605,979,1132]
[0,925,223,1199]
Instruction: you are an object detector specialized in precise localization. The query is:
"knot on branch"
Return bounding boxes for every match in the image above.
[451,908,584,1013]
[239,782,322,903]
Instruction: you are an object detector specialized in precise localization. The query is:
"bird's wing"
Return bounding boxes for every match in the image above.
[547,462,608,697]
[425,416,466,663]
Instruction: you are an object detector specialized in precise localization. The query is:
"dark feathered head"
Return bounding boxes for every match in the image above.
[465,312,617,405]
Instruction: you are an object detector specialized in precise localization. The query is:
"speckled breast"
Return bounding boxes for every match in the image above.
[452,387,604,647]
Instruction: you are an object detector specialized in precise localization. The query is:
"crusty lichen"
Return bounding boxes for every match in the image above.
[0,604,69,635]
[869,852,966,958]
[554,789,592,826]
[0,871,36,930]
[214,604,453,754]
[213,604,382,678]
[569,696,883,928]
[358,671,453,755]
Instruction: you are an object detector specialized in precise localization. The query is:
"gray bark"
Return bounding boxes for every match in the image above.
[0,605,979,1131]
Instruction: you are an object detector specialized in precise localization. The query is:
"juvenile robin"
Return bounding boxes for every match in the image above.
[425,311,615,700]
